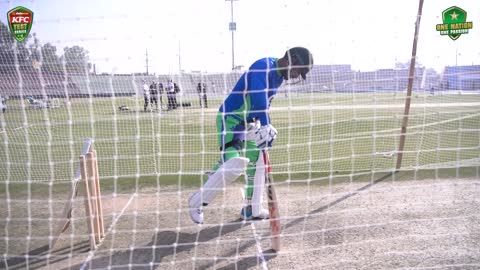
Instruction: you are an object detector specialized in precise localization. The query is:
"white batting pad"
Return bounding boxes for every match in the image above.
[251,153,266,216]
[190,157,249,207]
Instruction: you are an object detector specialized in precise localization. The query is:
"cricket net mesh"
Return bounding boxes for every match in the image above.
[1,1,480,269]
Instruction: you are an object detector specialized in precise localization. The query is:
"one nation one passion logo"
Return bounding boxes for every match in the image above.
[436,6,473,41]
[7,6,34,43]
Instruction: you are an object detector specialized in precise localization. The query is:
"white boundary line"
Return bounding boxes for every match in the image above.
[79,193,136,270]
[270,102,480,111]
[240,188,268,270]
[98,101,480,121]
[12,124,33,131]
[250,222,268,270]
[190,101,480,113]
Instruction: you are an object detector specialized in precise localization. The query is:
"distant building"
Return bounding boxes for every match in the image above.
[0,71,79,98]
[308,65,353,92]
[441,65,480,90]
[306,65,440,93]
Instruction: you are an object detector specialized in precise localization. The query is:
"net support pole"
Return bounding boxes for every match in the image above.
[396,0,424,171]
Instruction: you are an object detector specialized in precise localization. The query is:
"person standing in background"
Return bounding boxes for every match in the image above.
[173,82,180,109]
[0,95,6,113]
[143,80,150,112]
[149,80,159,110]
[158,82,165,109]
[197,82,208,108]
[165,79,175,110]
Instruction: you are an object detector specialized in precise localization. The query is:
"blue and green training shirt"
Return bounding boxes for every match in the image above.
[220,57,283,125]
[217,57,284,148]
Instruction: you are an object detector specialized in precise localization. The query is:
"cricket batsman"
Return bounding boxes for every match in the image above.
[188,47,313,224]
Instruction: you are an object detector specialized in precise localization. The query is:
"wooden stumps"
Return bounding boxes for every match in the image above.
[50,143,104,251]
[81,149,104,250]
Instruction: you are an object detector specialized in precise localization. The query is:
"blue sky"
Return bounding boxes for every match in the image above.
[1,0,479,74]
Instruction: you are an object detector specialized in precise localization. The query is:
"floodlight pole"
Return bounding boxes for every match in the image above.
[145,48,149,75]
[226,0,238,70]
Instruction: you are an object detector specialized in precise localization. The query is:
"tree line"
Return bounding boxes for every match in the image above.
[0,21,91,75]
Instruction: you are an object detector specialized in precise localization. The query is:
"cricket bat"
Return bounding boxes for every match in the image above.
[263,150,281,251]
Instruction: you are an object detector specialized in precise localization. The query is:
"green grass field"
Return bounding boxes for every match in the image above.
[1,91,479,270]
[0,92,479,195]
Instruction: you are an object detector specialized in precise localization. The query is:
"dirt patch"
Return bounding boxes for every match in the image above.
[2,177,480,269]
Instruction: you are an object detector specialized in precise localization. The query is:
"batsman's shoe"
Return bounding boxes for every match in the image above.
[240,205,269,220]
[188,193,204,224]
[189,207,204,224]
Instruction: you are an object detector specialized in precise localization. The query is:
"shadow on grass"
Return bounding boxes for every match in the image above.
[6,169,478,269]
[211,172,396,270]
[63,221,247,270]
[215,249,278,270]
[1,240,90,270]
[2,166,478,198]
[63,172,393,270]
[284,171,395,230]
